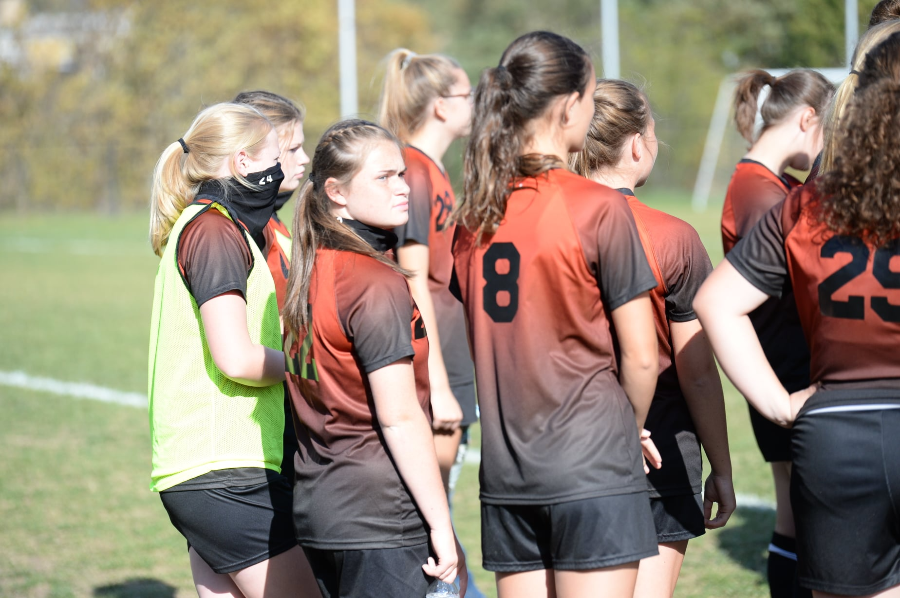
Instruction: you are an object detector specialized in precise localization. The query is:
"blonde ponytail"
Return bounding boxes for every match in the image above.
[377,48,461,141]
[149,103,273,256]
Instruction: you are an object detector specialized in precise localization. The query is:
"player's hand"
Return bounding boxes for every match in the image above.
[423,524,461,584]
[431,385,463,432]
[703,471,736,529]
[789,383,820,423]
[640,428,662,474]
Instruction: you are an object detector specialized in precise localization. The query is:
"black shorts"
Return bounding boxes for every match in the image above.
[650,494,705,543]
[481,493,658,572]
[748,402,792,462]
[453,381,479,427]
[302,542,431,598]
[159,471,298,574]
[792,407,900,595]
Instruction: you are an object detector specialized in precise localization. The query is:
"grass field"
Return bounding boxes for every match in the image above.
[0,193,775,598]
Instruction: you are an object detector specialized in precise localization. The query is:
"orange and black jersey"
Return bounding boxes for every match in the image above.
[451,169,657,505]
[263,212,291,313]
[394,146,474,391]
[728,184,900,407]
[620,189,712,497]
[284,220,431,550]
[722,160,811,392]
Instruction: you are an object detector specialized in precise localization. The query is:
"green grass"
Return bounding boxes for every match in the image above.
[0,199,775,597]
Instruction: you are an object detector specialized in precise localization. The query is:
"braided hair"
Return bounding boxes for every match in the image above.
[283,119,408,331]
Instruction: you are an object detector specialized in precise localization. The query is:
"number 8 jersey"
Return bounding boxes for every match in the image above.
[451,168,658,504]
[727,183,900,401]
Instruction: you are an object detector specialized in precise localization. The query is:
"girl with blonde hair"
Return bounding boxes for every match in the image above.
[148,102,317,598]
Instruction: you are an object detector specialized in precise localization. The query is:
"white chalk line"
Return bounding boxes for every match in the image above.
[0,369,777,512]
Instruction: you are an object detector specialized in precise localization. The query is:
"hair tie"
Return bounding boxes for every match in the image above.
[177,138,189,154]
[308,172,318,189]
[850,69,861,77]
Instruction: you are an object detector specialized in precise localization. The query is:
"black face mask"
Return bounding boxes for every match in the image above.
[274,189,294,212]
[342,218,398,253]
[203,163,285,251]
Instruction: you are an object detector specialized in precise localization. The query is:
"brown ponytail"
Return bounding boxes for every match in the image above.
[283,119,408,332]
[455,31,592,239]
[816,32,900,246]
[870,0,900,27]
[570,79,651,177]
[732,69,833,144]
[377,48,461,141]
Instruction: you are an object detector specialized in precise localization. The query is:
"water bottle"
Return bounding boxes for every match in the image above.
[425,579,459,598]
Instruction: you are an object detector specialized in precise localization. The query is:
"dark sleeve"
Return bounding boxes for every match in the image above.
[394,159,432,247]
[662,222,714,322]
[177,210,253,307]
[726,200,788,298]
[596,196,659,310]
[336,259,416,373]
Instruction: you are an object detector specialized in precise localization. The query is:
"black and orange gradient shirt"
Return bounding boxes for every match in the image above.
[263,212,291,312]
[394,146,474,391]
[728,184,900,409]
[621,189,712,497]
[722,160,811,392]
[284,222,432,550]
[451,169,657,505]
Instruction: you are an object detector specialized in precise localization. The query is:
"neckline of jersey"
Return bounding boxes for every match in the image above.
[406,145,449,180]
[739,158,793,192]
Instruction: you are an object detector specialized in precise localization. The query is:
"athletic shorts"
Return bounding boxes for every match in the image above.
[159,471,298,574]
[282,390,299,482]
[792,408,900,594]
[748,402,792,462]
[302,542,431,598]
[453,382,479,427]
[650,494,705,544]
[481,493,658,572]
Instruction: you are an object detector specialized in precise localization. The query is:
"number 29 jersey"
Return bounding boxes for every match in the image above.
[451,169,658,505]
[727,184,900,401]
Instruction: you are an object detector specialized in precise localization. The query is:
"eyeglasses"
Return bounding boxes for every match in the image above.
[442,90,474,100]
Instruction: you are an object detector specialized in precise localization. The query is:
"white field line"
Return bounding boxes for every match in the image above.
[0,370,147,408]
[0,369,778,513]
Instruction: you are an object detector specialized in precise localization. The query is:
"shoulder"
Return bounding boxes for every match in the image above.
[179,207,247,254]
[403,147,434,181]
[550,169,630,215]
[630,197,702,248]
[332,252,411,301]
[729,162,785,194]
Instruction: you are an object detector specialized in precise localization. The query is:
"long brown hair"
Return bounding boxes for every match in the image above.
[283,119,408,331]
[377,48,461,141]
[569,79,651,176]
[816,32,900,247]
[455,31,593,238]
[732,69,833,144]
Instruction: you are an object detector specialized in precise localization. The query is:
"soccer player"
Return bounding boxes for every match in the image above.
[695,32,900,597]
[281,119,466,598]
[721,68,833,598]
[147,103,316,597]
[452,31,660,598]
[376,48,477,495]
[571,79,736,598]
[232,90,310,486]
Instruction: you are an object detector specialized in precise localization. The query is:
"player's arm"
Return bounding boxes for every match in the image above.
[670,319,735,528]
[396,243,462,432]
[610,292,658,431]
[200,291,286,387]
[693,262,812,426]
[369,359,467,591]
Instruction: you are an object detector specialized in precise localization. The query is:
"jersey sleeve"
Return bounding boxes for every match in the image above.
[394,158,432,247]
[662,222,714,322]
[336,259,417,373]
[177,210,252,307]
[595,196,659,310]
[731,176,790,240]
[726,200,789,297]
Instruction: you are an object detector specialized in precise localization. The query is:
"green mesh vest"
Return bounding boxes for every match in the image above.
[148,201,284,492]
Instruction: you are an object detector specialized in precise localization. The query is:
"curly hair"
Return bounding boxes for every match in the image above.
[815,32,900,246]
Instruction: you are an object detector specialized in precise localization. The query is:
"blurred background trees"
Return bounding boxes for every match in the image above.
[0,0,873,212]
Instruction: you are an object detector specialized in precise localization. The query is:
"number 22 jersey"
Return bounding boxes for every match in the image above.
[727,183,900,407]
[451,169,658,505]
